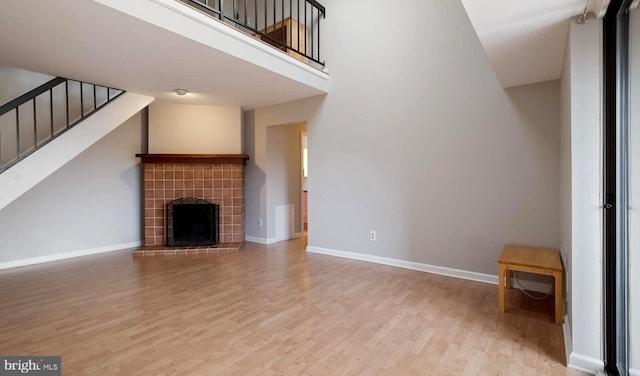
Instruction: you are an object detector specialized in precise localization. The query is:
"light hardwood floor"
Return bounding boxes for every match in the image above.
[0,237,585,375]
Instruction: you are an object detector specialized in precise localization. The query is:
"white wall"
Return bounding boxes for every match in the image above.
[246,0,560,274]
[266,122,306,239]
[148,103,241,154]
[560,28,573,336]
[629,6,640,372]
[503,81,561,289]
[0,67,53,104]
[0,111,144,264]
[566,18,604,372]
[243,110,267,240]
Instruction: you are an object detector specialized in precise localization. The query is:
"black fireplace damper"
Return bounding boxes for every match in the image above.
[166,197,219,247]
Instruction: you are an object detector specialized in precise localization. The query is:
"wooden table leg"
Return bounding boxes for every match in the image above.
[505,269,511,289]
[498,263,506,312]
[553,271,563,324]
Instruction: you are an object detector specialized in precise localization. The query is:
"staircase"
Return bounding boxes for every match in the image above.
[0,76,154,211]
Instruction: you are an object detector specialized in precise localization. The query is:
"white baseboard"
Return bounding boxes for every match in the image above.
[306,246,557,292]
[0,241,142,270]
[562,315,572,366]
[306,245,497,285]
[568,352,604,375]
[246,232,304,245]
[245,236,268,244]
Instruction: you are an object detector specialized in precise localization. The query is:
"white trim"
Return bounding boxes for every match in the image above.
[630,368,640,376]
[562,315,572,366]
[0,241,142,270]
[305,247,554,292]
[306,245,497,285]
[568,352,605,374]
[245,236,268,244]
[246,232,304,245]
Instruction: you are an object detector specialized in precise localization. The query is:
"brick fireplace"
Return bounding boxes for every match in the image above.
[134,154,248,255]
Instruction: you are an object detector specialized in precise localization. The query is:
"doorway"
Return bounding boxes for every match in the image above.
[265,122,307,242]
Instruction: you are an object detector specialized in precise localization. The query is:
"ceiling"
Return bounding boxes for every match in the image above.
[461,0,609,88]
[0,0,612,99]
[0,0,326,109]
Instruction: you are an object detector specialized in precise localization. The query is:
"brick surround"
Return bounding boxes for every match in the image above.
[135,154,248,254]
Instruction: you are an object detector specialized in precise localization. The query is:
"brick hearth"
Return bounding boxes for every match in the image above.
[135,154,248,255]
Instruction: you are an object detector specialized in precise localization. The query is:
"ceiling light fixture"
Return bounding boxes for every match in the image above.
[175,89,188,96]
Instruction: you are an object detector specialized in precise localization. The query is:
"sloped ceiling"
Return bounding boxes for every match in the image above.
[461,0,610,88]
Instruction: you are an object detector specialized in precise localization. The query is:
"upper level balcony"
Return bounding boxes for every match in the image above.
[179,0,326,68]
[0,0,329,109]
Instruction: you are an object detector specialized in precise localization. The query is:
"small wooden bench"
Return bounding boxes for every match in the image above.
[498,245,564,324]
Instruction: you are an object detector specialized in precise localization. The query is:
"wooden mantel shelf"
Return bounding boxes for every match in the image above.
[136,154,250,165]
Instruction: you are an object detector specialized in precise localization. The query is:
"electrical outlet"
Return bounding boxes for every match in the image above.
[258,219,263,226]
[369,230,376,241]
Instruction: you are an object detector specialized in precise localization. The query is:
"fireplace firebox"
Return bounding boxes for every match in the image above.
[166,197,219,247]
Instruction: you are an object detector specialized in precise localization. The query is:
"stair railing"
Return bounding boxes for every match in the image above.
[0,77,124,173]
[181,0,326,67]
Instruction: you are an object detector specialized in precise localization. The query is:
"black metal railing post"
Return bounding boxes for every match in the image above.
[80,82,84,120]
[49,89,54,139]
[65,80,69,128]
[297,0,300,52]
[15,109,20,158]
[33,99,37,149]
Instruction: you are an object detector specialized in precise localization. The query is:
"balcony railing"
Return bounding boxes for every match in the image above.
[0,77,124,173]
[181,0,325,67]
